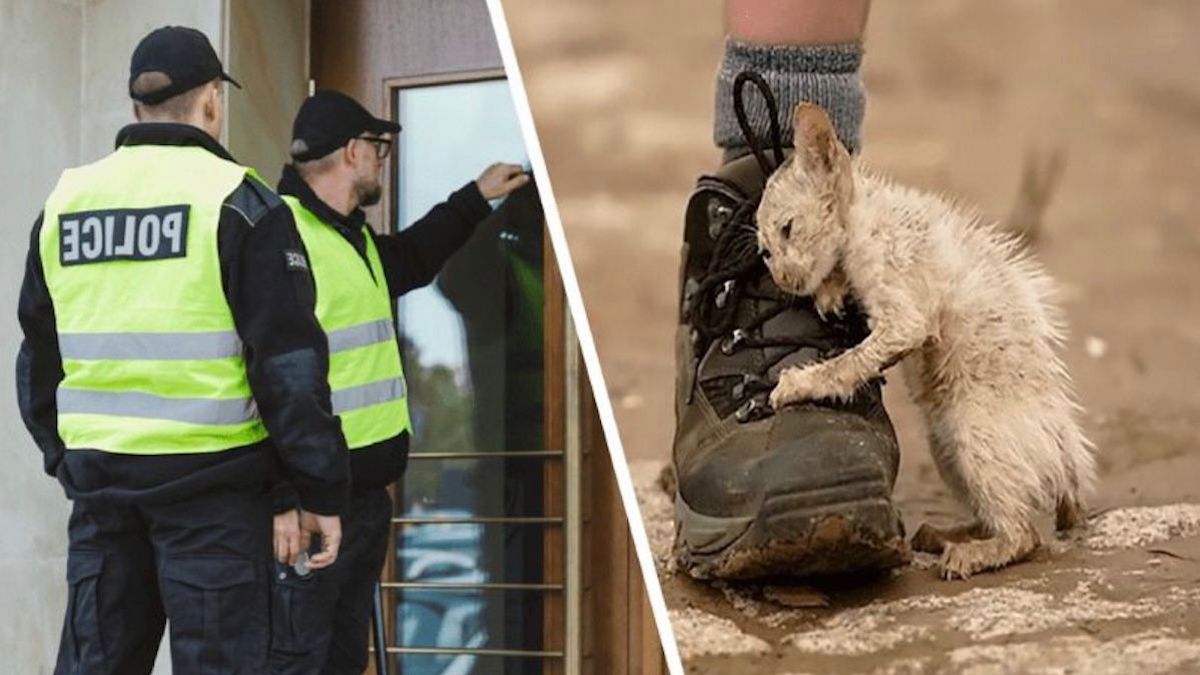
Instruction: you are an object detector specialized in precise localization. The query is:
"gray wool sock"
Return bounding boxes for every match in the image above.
[714,39,865,161]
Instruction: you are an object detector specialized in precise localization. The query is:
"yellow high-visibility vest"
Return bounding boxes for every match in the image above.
[284,196,412,449]
[40,144,269,454]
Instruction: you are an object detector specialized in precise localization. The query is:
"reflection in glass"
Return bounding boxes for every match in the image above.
[397,522,559,585]
[395,77,538,456]
[401,456,562,518]
[397,589,562,651]
[389,655,551,675]
[391,77,551,674]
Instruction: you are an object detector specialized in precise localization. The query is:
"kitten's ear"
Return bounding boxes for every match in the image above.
[790,103,844,176]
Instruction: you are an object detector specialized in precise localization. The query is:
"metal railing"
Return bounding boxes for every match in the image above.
[375,446,572,671]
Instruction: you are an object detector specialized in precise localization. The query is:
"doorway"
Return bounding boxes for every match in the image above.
[311,3,569,673]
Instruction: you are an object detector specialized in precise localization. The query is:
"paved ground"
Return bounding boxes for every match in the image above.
[504,0,1200,671]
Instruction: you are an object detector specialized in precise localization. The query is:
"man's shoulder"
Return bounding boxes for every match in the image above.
[223,175,287,228]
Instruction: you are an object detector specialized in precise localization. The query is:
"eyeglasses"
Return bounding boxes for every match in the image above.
[355,135,392,159]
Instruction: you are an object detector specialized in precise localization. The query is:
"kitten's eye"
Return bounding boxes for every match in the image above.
[780,219,793,240]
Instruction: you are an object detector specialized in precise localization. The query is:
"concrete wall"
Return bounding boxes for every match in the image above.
[79,0,224,162]
[0,4,85,671]
[226,0,310,182]
[0,5,220,672]
[0,1,305,671]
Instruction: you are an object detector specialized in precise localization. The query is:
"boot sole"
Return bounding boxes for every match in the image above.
[675,483,911,580]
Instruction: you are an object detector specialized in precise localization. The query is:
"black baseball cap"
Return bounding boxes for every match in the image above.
[129,26,241,104]
[289,90,402,162]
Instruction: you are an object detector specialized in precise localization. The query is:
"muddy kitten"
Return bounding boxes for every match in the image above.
[755,103,1097,580]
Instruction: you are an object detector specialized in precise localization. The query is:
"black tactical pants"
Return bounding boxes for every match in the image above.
[268,488,392,675]
[54,486,272,675]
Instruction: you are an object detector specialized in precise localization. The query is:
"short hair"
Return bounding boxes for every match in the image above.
[131,73,216,121]
[293,150,341,179]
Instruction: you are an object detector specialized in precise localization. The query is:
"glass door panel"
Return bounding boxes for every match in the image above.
[388,75,559,674]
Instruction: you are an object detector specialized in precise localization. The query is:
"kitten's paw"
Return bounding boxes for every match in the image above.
[938,542,981,580]
[814,283,846,320]
[938,532,1039,581]
[770,366,817,409]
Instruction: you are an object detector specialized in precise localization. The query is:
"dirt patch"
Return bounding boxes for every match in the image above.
[1087,504,1200,549]
[669,607,772,660]
[638,462,1200,672]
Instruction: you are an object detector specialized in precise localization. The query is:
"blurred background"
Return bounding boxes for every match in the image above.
[504,0,1200,672]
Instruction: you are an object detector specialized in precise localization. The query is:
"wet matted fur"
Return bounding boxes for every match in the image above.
[756,103,1097,580]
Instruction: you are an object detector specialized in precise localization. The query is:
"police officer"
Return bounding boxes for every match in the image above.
[16,27,349,674]
[266,90,528,674]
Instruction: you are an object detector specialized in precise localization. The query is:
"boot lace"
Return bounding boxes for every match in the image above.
[682,72,864,423]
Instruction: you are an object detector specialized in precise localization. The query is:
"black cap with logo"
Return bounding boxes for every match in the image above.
[129,26,241,104]
[289,90,402,162]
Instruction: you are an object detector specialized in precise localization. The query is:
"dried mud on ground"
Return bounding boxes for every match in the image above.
[636,460,1200,674]
[504,0,1200,671]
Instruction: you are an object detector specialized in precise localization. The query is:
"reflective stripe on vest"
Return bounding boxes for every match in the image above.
[327,319,393,354]
[284,196,412,449]
[331,376,407,415]
[57,389,258,426]
[41,145,269,455]
[59,330,243,361]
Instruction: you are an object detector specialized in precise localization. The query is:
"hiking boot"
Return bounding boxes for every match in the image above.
[672,149,910,580]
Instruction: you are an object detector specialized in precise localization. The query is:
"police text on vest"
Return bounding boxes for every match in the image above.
[59,205,190,266]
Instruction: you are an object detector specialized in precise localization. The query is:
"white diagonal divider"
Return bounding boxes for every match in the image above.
[483,3,685,672]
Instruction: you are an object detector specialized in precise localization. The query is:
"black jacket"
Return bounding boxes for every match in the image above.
[16,123,349,515]
[273,163,491,507]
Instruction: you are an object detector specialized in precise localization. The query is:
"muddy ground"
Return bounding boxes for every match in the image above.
[503,0,1200,672]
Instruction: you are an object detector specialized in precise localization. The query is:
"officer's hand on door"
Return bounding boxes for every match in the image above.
[299,510,343,569]
[475,162,530,200]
